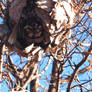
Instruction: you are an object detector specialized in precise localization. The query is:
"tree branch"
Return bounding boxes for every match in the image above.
[66,43,92,92]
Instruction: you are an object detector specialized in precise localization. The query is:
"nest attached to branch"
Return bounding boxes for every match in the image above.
[0,0,76,61]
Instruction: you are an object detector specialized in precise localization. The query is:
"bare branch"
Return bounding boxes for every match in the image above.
[67,43,92,92]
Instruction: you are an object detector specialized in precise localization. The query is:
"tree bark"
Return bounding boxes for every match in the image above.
[30,68,39,92]
[48,59,63,92]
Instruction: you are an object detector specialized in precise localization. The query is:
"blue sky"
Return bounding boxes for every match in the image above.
[0,1,92,92]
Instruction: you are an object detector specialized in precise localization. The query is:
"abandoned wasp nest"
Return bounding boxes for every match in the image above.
[0,0,76,61]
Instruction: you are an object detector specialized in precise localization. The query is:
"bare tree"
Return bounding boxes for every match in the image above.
[0,0,92,92]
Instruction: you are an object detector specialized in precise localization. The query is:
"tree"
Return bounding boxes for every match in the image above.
[0,0,92,92]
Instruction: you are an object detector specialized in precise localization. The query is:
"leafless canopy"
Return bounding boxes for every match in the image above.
[0,0,92,92]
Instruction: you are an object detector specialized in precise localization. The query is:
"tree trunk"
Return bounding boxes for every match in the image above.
[30,69,39,92]
[48,59,63,92]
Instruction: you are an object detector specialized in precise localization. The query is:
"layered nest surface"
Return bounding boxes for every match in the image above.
[1,0,72,61]
[4,0,53,56]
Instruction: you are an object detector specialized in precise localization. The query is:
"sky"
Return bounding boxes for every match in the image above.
[0,1,92,92]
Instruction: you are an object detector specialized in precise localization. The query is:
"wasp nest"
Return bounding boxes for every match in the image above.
[0,0,76,61]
